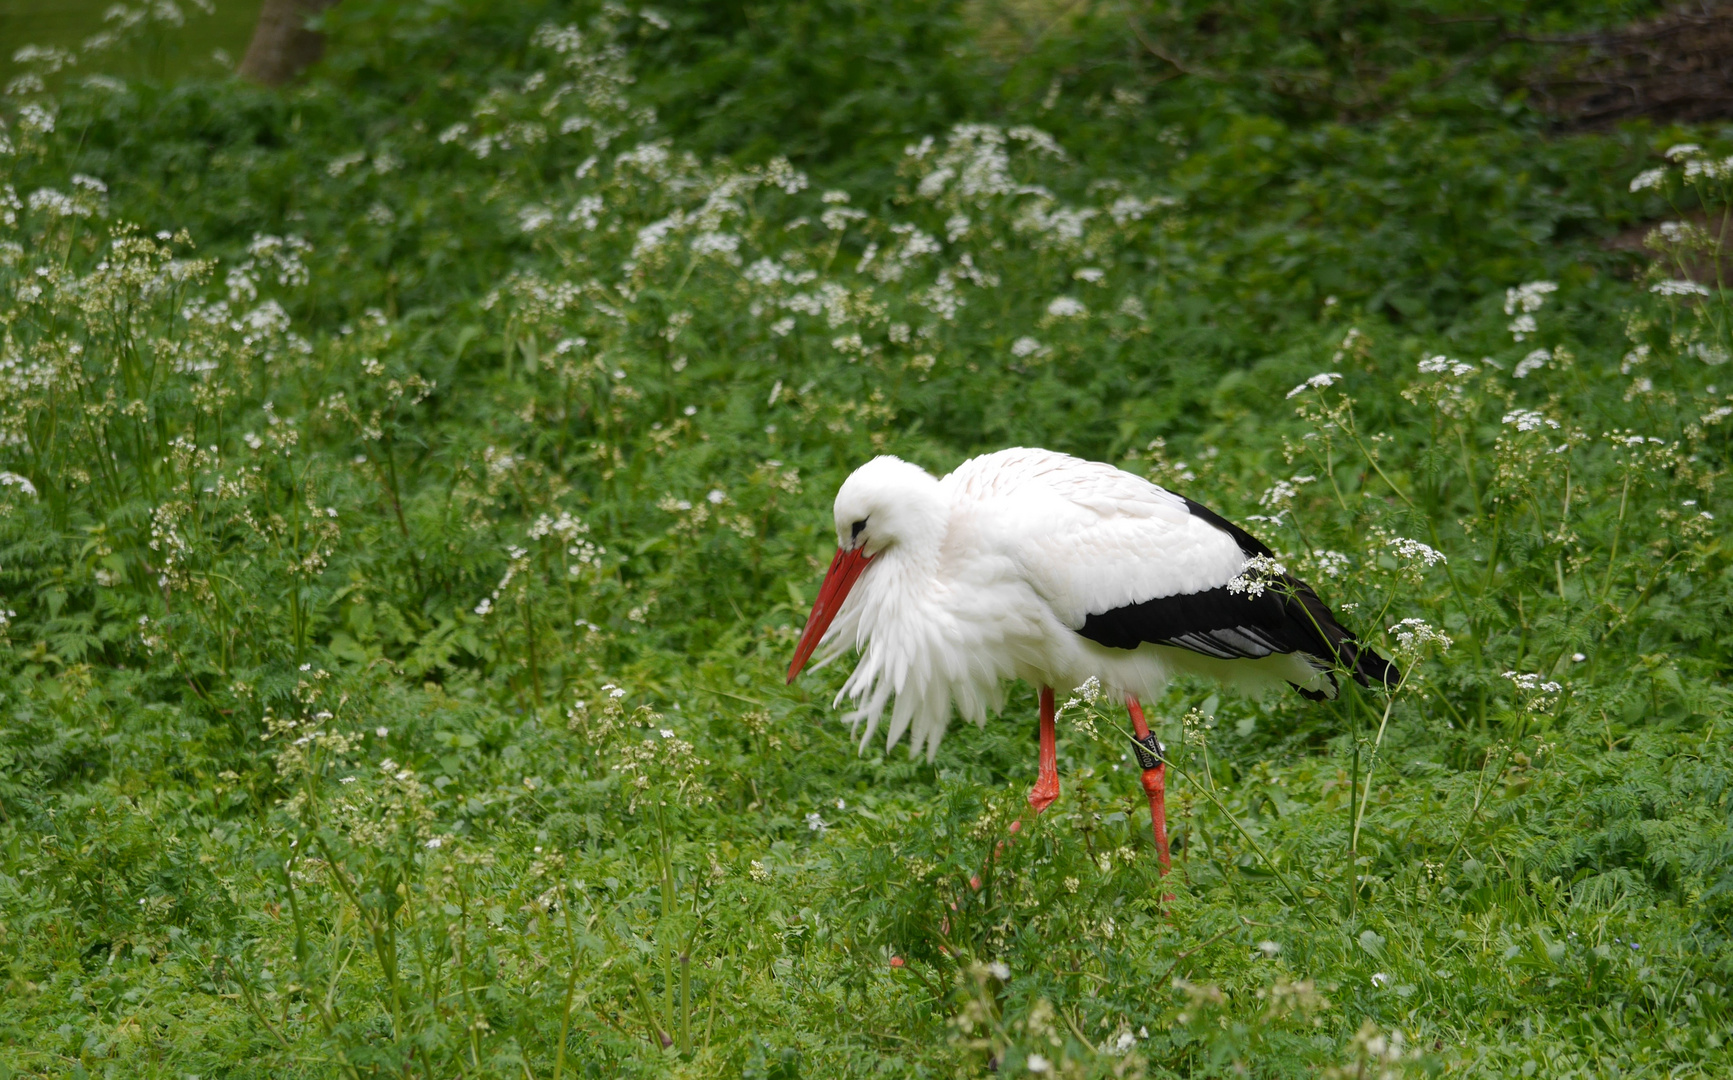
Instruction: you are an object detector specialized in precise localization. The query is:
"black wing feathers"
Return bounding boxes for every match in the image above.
[1076,496,1398,691]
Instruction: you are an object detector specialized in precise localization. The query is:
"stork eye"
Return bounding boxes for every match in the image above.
[850,518,868,541]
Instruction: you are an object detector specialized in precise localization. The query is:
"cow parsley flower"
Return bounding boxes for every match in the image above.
[1503,671,1563,710]
[1513,349,1550,379]
[1505,281,1557,315]
[1312,550,1350,578]
[1387,617,1451,657]
[1385,536,1446,567]
[1684,156,1733,181]
[1652,280,1710,297]
[1503,281,1556,340]
[0,472,36,497]
[1502,409,1559,432]
[1286,371,1343,399]
[1227,555,1287,598]
[1418,355,1476,377]
[1629,167,1667,192]
[1690,343,1730,366]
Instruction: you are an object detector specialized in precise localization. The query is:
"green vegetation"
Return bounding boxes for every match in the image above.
[3,0,1733,1075]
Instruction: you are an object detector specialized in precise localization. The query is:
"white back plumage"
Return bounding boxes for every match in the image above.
[815,448,1265,760]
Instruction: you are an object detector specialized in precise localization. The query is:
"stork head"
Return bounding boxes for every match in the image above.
[829,455,944,557]
[787,455,943,683]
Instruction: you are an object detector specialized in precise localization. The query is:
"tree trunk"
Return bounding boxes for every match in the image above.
[238,0,341,86]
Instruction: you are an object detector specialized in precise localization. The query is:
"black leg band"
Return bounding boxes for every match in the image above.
[1133,733,1165,771]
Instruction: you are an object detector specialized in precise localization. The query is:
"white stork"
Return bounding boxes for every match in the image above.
[785,448,1397,870]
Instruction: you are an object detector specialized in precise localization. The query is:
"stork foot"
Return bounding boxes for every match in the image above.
[1029,685,1060,813]
[1027,773,1060,814]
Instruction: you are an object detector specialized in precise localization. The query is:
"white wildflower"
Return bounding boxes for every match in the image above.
[1629,167,1667,192]
[1503,670,1564,710]
[1007,125,1066,158]
[1385,536,1446,567]
[27,188,90,219]
[1502,409,1559,432]
[1513,348,1550,378]
[567,194,603,230]
[17,103,55,134]
[1652,280,1710,297]
[1285,371,1343,399]
[1655,220,1694,244]
[1258,475,1313,509]
[1684,157,1733,182]
[690,231,741,260]
[1417,355,1477,377]
[1046,296,1086,318]
[1226,554,1287,598]
[518,205,556,232]
[1387,617,1450,655]
[1689,343,1730,366]
[820,206,866,232]
[0,472,36,497]
[1109,195,1154,224]
[327,150,366,178]
[1504,281,1557,316]
[1312,550,1350,578]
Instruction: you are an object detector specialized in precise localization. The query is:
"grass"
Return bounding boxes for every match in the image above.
[2,0,1733,1075]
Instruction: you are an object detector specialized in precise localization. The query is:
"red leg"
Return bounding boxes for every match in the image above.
[1028,686,1059,813]
[1127,697,1171,873]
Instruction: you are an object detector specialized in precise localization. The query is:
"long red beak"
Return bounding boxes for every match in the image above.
[787,546,874,683]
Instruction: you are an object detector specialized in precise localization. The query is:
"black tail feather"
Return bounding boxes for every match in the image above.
[1076,494,1402,693]
[1286,575,1400,691]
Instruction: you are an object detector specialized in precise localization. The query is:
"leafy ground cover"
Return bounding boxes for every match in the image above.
[2,1,1733,1075]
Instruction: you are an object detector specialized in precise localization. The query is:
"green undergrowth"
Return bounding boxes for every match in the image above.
[2,0,1733,1076]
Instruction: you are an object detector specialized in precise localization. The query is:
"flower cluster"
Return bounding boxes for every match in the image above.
[1503,671,1564,712]
[1226,554,1288,599]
